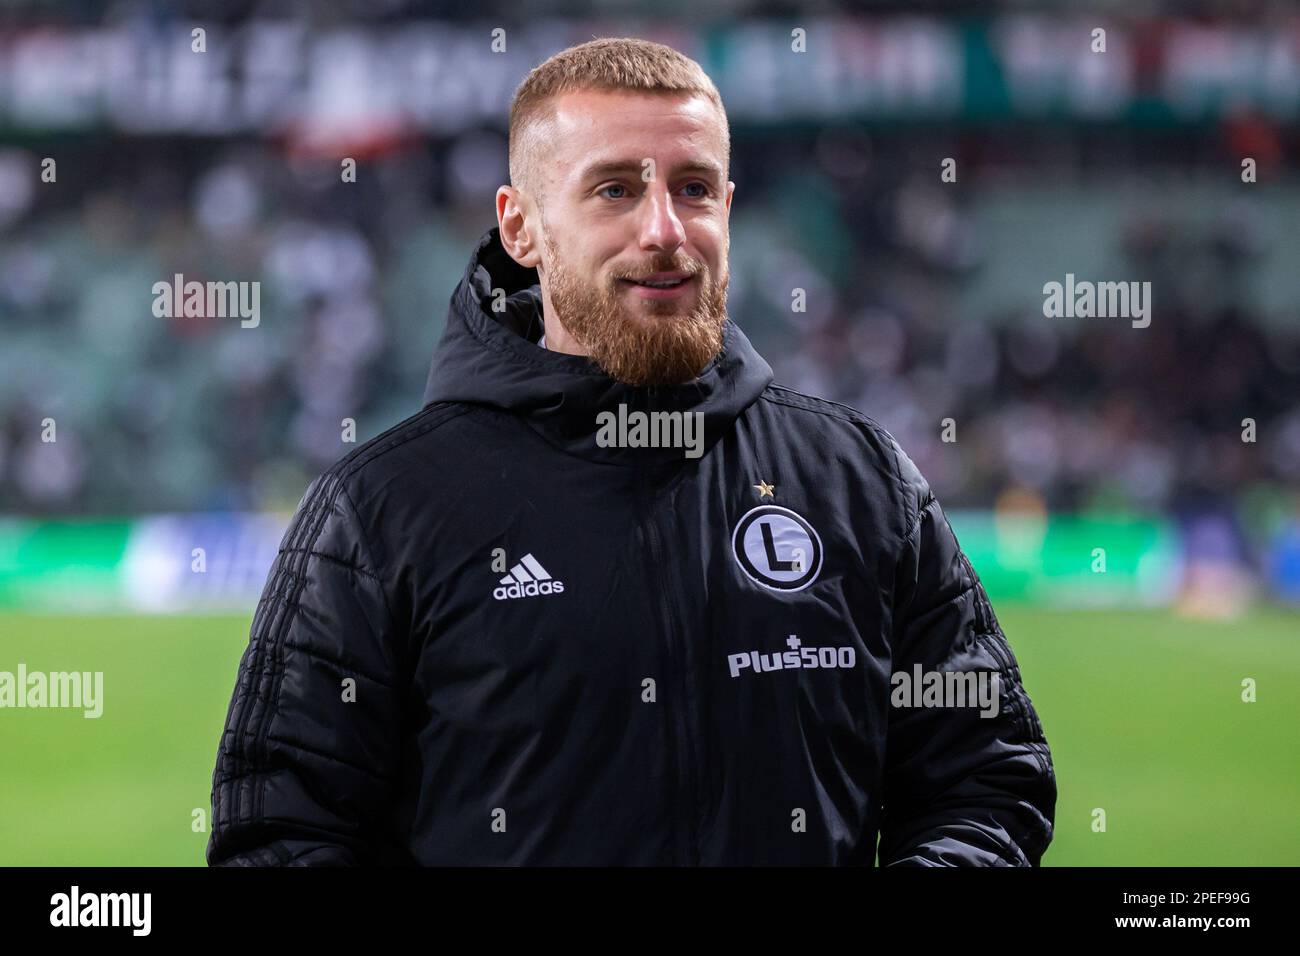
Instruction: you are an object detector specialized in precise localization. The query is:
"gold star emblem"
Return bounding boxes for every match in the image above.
[754,480,775,499]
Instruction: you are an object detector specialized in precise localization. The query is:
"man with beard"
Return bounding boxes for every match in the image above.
[208,37,1055,867]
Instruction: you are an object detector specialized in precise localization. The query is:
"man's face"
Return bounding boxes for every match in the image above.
[525,89,734,386]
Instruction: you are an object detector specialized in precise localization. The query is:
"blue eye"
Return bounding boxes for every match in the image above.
[599,183,629,199]
[682,182,710,198]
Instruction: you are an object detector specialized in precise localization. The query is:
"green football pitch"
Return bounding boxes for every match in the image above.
[1,607,1296,865]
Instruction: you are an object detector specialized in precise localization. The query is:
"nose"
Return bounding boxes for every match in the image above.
[638,181,686,257]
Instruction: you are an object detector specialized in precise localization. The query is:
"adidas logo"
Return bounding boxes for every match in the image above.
[492,553,566,601]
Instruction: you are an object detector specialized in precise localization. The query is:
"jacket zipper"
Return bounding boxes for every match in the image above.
[639,465,701,866]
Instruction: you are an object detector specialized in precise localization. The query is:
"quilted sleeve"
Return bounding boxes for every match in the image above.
[207,471,407,866]
[877,444,1057,867]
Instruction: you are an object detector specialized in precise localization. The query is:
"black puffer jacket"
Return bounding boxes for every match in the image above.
[207,227,1056,866]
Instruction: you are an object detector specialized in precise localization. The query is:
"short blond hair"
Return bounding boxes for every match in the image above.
[508,37,730,202]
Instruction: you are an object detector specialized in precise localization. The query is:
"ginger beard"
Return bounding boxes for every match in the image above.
[540,223,728,386]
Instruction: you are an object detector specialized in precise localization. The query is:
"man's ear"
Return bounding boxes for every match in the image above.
[496,186,542,269]
[725,180,735,216]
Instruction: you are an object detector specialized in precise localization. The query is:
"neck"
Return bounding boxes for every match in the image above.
[539,293,588,357]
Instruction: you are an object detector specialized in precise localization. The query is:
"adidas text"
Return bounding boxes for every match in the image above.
[493,553,565,601]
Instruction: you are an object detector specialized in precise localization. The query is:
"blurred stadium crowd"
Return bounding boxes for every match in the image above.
[4,137,1297,514]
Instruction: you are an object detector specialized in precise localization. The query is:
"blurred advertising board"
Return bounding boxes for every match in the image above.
[0,510,1196,613]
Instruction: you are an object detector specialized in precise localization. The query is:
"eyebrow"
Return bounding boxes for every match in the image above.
[576,158,726,184]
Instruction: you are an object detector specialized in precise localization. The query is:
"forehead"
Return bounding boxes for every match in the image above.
[540,89,726,183]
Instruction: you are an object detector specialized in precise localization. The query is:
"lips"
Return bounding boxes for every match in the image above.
[619,273,696,300]
[622,271,692,289]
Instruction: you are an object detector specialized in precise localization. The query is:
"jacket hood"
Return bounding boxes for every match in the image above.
[422,226,773,464]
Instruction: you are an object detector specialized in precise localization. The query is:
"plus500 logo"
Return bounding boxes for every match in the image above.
[728,635,856,678]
